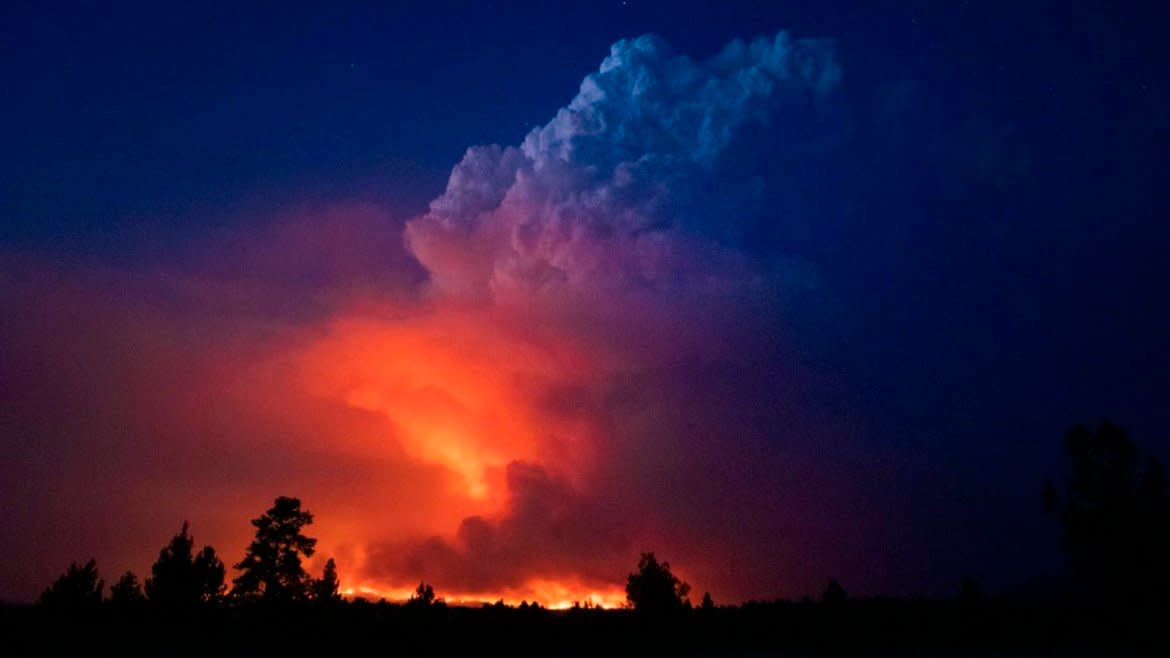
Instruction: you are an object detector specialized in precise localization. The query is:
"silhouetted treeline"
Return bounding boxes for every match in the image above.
[5,594,1169,657]
[5,423,1168,656]
[1044,422,1170,604]
[37,496,338,611]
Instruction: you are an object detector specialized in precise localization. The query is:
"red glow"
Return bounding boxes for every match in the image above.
[338,577,627,609]
[0,207,858,606]
[296,305,601,500]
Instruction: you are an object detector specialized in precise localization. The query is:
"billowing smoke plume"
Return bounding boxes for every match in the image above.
[0,32,863,605]
[406,32,841,303]
[360,32,856,601]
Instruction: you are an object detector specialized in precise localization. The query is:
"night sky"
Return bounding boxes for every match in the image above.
[2,1,1169,606]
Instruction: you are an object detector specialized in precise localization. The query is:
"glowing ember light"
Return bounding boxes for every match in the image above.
[516,578,628,609]
[336,578,626,609]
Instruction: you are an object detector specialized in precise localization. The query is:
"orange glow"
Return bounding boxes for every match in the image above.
[297,305,599,502]
[0,209,796,606]
[289,302,619,600]
[338,577,627,609]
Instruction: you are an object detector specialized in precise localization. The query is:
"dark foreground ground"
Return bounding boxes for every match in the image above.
[3,599,1167,657]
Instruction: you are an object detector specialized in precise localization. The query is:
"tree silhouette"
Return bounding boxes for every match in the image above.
[110,570,145,605]
[232,496,318,601]
[1044,422,1170,604]
[822,579,847,604]
[145,522,226,606]
[195,545,227,600]
[311,558,341,603]
[700,591,715,610]
[624,552,690,613]
[957,575,982,604]
[40,559,103,610]
[406,581,438,608]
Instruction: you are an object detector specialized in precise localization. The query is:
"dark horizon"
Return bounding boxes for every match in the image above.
[2,1,1169,606]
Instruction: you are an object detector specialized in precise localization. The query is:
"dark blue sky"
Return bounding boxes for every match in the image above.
[7,1,1161,249]
[2,1,1169,600]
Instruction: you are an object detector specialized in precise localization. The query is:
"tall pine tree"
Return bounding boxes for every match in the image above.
[232,496,317,601]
